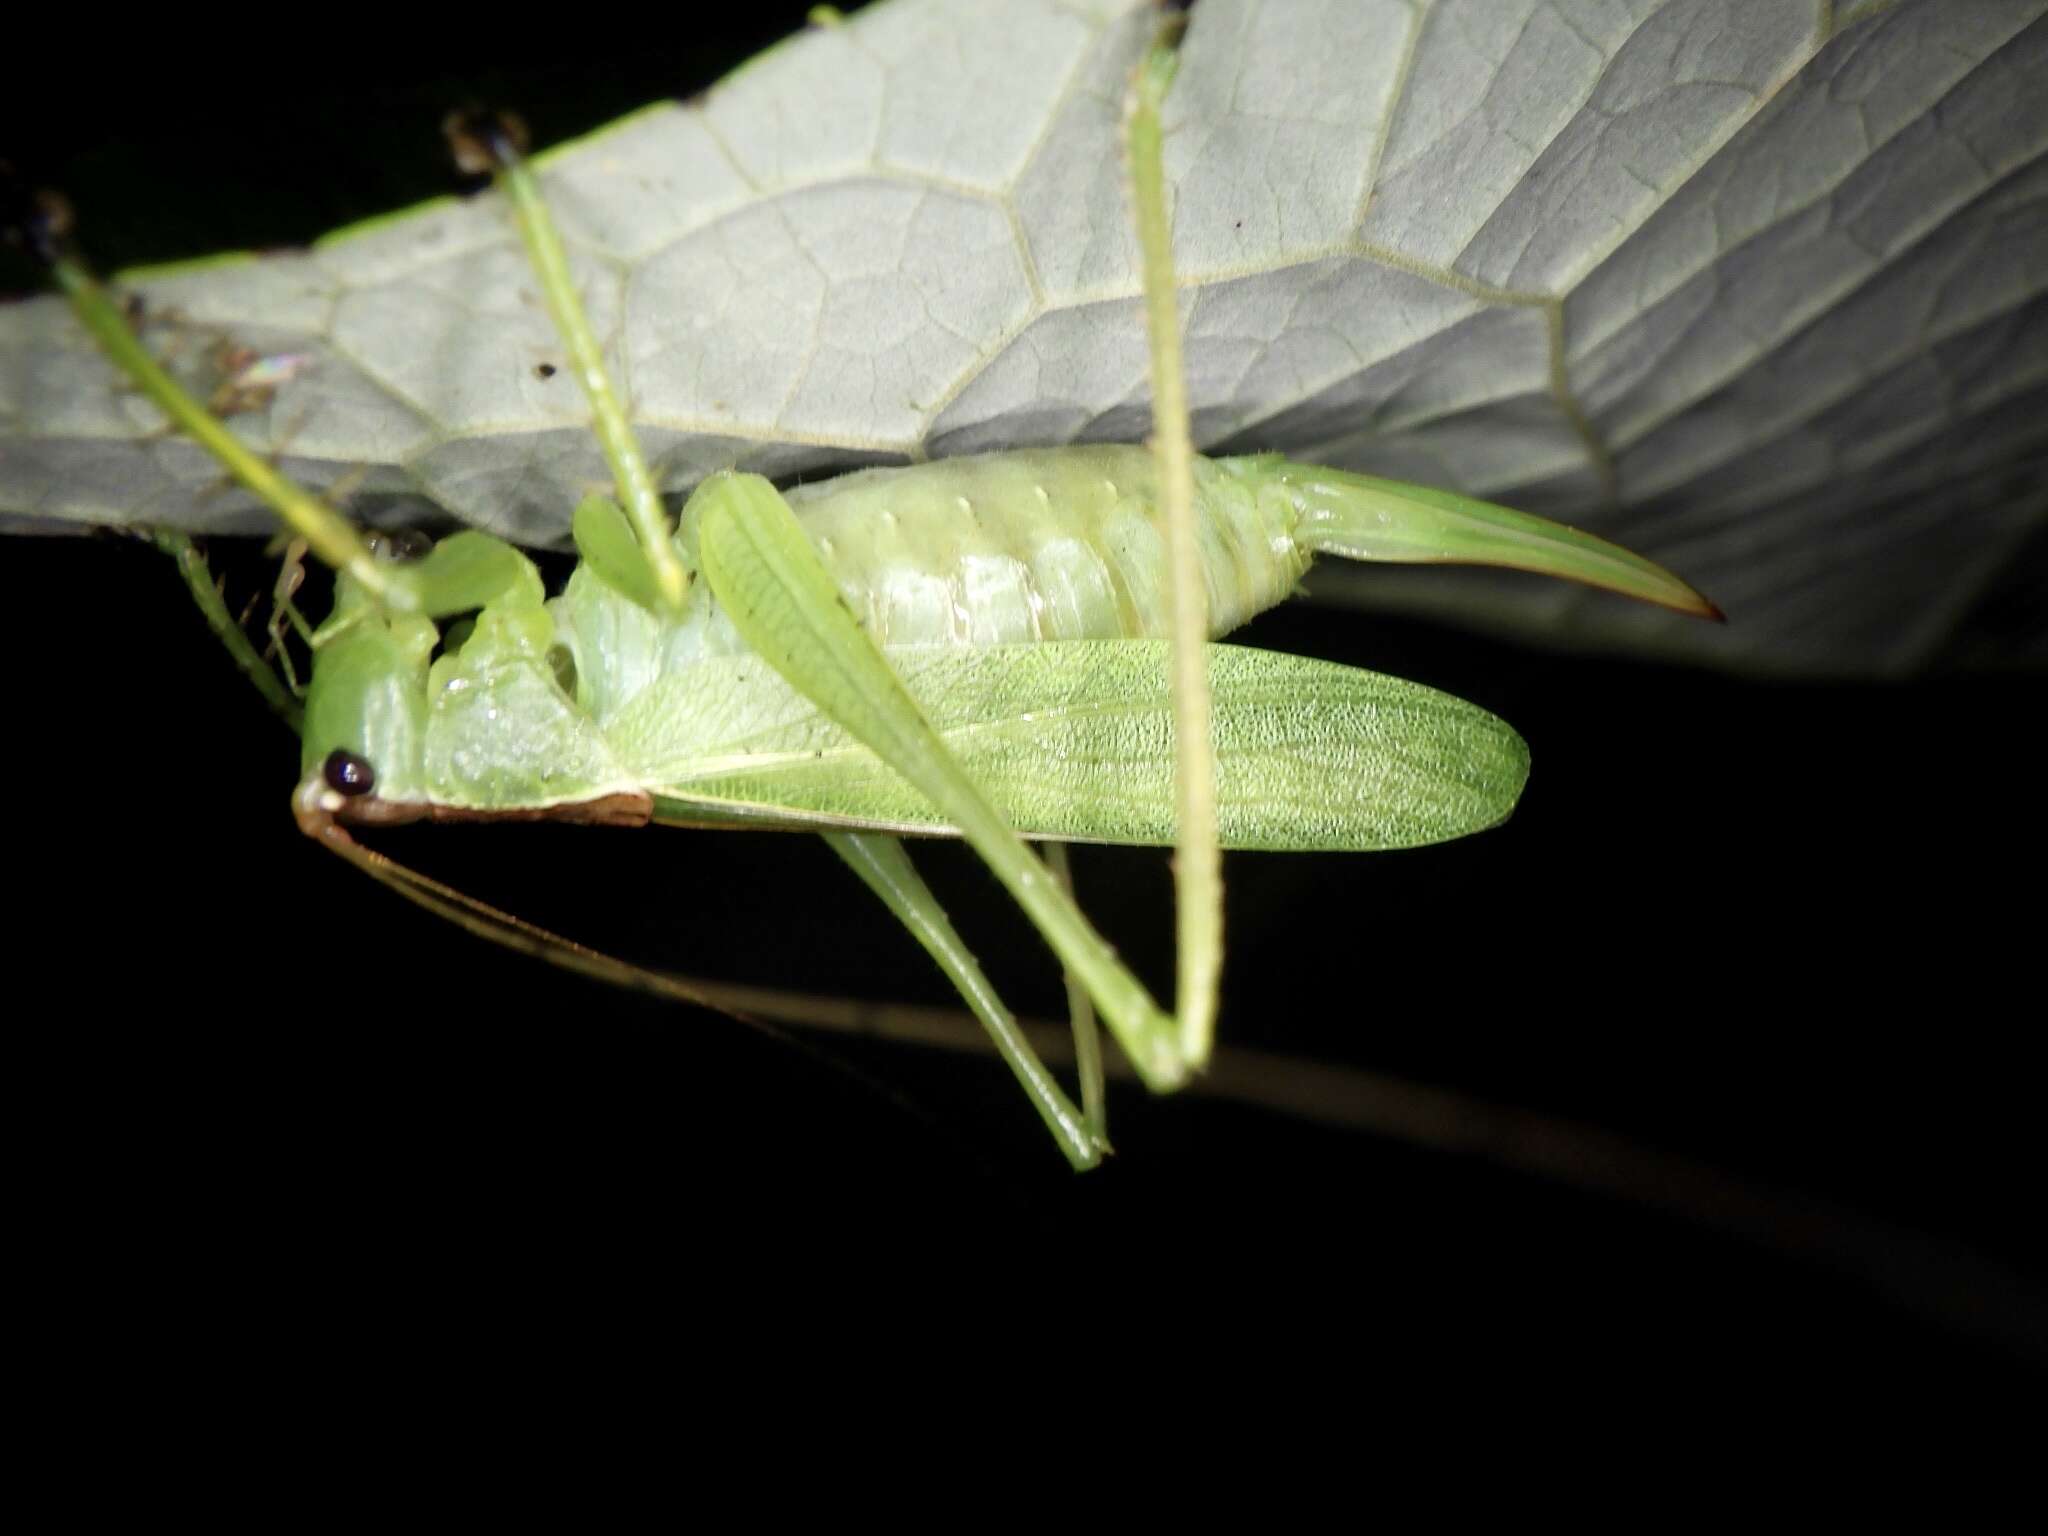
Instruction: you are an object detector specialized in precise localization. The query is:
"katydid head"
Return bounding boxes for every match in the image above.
[298,528,644,824]
[299,568,437,814]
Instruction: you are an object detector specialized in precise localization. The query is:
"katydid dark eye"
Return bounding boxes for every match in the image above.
[323,749,376,797]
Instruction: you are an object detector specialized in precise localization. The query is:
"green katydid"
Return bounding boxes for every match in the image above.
[5,39,1717,1170]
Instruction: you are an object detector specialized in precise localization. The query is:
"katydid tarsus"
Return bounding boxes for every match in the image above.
[6,44,1720,1169]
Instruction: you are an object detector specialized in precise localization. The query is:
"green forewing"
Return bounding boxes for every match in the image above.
[614,642,1528,852]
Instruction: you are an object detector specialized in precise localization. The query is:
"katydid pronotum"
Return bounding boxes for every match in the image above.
[5,29,1719,1171]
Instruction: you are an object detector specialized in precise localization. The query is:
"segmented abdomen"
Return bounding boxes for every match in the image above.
[778,446,1310,647]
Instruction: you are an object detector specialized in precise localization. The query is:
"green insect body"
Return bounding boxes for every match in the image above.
[300,442,1705,851]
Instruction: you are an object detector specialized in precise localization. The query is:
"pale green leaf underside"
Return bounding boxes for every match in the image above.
[4,0,2043,672]
[619,642,1527,852]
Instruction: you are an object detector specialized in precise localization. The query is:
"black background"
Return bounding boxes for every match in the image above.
[8,7,2042,1400]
